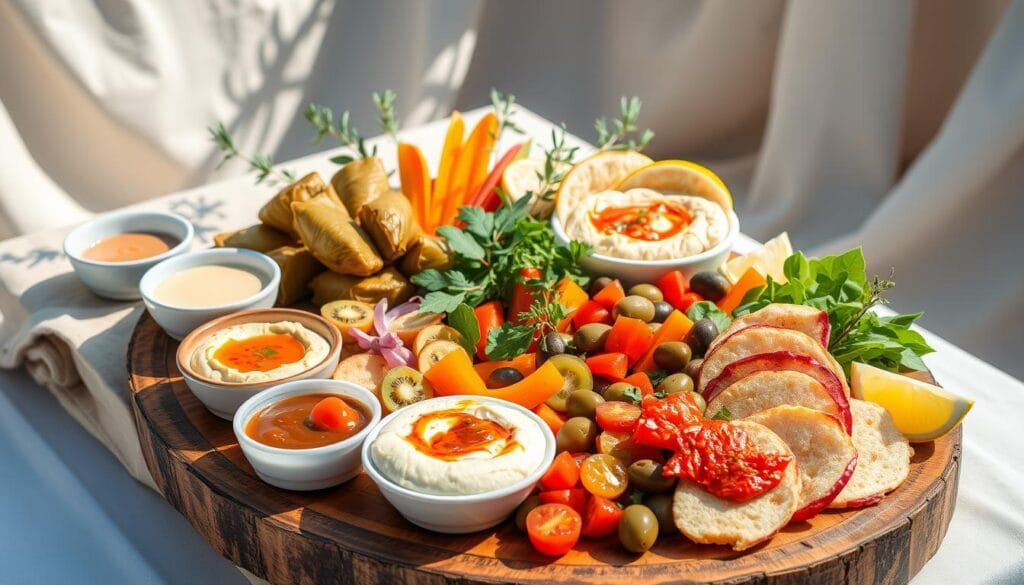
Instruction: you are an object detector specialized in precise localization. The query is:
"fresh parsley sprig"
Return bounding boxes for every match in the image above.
[484,290,569,360]
[595,96,655,151]
[372,89,399,141]
[208,123,296,186]
[304,103,377,165]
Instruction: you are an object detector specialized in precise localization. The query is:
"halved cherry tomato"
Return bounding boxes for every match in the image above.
[676,291,705,312]
[571,300,611,329]
[656,271,689,310]
[605,317,655,364]
[623,372,655,396]
[309,396,361,433]
[580,454,629,499]
[538,488,588,515]
[592,279,625,310]
[540,452,580,490]
[509,267,543,323]
[585,353,629,380]
[595,401,642,433]
[526,503,582,557]
[473,300,505,360]
[582,495,623,538]
[571,452,590,468]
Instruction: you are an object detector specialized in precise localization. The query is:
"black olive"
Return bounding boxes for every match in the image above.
[488,367,525,388]
[684,318,719,356]
[651,301,674,323]
[538,331,567,364]
[688,271,731,302]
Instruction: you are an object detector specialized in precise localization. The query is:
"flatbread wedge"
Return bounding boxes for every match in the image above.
[672,421,801,551]
[829,399,913,509]
[706,370,844,423]
[745,406,858,521]
[712,303,831,351]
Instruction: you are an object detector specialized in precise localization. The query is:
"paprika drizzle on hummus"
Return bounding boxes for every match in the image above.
[370,398,547,496]
[589,201,692,241]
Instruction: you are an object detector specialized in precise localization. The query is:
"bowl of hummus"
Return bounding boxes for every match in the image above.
[176,308,343,420]
[553,187,739,285]
[361,395,556,534]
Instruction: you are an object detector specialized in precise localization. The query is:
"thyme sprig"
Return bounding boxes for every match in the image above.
[372,89,399,141]
[304,103,377,166]
[490,88,526,144]
[829,269,896,350]
[208,122,295,186]
[528,124,579,217]
[595,96,655,151]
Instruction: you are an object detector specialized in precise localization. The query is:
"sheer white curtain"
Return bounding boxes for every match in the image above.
[1,0,1020,378]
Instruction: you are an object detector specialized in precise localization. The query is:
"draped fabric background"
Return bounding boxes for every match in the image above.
[1,0,1020,380]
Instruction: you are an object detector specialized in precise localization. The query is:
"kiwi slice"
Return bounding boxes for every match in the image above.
[417,340,463,374]
[544,354,595,412]
[413,324,463,356]
[321,300,374,342]
[380,366,433,413]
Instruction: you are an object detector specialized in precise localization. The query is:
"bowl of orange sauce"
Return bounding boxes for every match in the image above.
[63,210,194,300]
[177,308,343,420]
[233,379,381,491]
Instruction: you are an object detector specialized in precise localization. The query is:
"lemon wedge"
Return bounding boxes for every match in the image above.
[553,150,652,220]
[614,159,732,213]
[850,362,973,442]
[501,158,569,203]
[721,232,793,284]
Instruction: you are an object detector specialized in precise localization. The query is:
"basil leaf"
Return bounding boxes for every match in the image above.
[447,303,480,356]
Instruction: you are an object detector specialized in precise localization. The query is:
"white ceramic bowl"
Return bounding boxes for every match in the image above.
[361,395,557,534]
[551,210,740,286]
[63,211,194,300]
[176,308,343,420]
[140,248,281,340]
[233,379,381,491]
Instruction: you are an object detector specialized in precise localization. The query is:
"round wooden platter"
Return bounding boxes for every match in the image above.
[128,311,961,585]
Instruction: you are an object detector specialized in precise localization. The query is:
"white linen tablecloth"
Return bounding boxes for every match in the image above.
[0,109,1021,584]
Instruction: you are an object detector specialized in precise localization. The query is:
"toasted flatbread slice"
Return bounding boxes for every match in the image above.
[699,325,850,397]
[745,406,858,521]
[712,304,831,351]
[829,399,913,509]
[672,421,801,551]
[706,370,842,422]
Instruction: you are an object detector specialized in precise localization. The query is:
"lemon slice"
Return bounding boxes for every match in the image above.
[615,159,732,213]
[502,158,564,202]
[553,150,653,221]
[721,232,793,284]
[850,362,973,442]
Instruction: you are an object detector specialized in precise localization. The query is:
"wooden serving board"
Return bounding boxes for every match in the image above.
[128,311,961,585]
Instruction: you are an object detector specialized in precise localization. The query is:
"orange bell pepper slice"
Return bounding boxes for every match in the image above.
[554,277,589,332]
[718,267,767,315]
[633,310,695,372]
[473,300,505,361]
[533,403,567,434]
[431,112,464,229]
[605,316,655,365]
[426,349,564,410]
[442,112,497,225]
[623,372,655,396]
[397,142,431,228]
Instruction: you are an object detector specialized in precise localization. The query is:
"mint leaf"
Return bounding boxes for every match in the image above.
[456,206,494,240]
[447,303,480,356]
[686,301,732,331]
[436,226,485,260]
[485,324,535,361]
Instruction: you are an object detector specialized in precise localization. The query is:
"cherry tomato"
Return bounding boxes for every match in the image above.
[582,495,624,538]
[585,353,629,380]
[309,396,360,433]
[538,488,588,515]
[592,280,626,310]
[540,452,580,491]
[595,401,642,433]
[571,300,612,329]
[526,503,582,557]
[580,454,629,499]
[605,317,655,364]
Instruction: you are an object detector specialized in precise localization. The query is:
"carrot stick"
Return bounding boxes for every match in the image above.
[468,142,523,209]
[397,142,431,228]
[718,268,767,315]
[442,112,497,225]
[431,112,464,229]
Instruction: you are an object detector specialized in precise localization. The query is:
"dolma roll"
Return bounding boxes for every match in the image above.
[259,172,345,237]
[291,195,383,276]
[213,224,295,252]
[399,234,454,276]
[357,190,422,262]
[331,157,390,218]
[265,245,325,306]
[310,267,414,307]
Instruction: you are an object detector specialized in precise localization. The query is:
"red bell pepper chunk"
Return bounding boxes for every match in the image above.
[605,316,655,365]
[508,267,543,324]
[592,279,625,310]
[585,353,629,380]
[623,372,655,396]
[656,271,690,311]
[473,300,505,360]
[571,300,611,329]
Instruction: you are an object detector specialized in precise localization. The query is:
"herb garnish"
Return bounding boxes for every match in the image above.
[734,248,934,376]
[304,103,377,165]
[484,291,569,360]
[208,123,296,186]
[595,96,655,151]
[489,88,526,146]
[686,301,732,332]
[372,89,399,141]
[709,406,732,421]
[528,124,580,217]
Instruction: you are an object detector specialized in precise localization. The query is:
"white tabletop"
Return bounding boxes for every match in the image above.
[1,112,1022,585]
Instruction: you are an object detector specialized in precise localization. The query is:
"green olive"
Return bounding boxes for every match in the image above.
[628,283,663,303]
[651,301,674,323]
[614,295,656,322]
[514,495,541,532]
[690,391,707,414]
[589,276,614,297]
[618,505,659,553]
[684,318,719,356]
[603,382,640,403]
[627,459,675,493]
[653,341,692,372]
[684,358,703,380]
[574,323,612,354]
[566,389,605,419]
[556,417,599,452]
[544,355,594,412]
[644,493,678,535]
[689,271,731,302]
[656,373,695,395]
